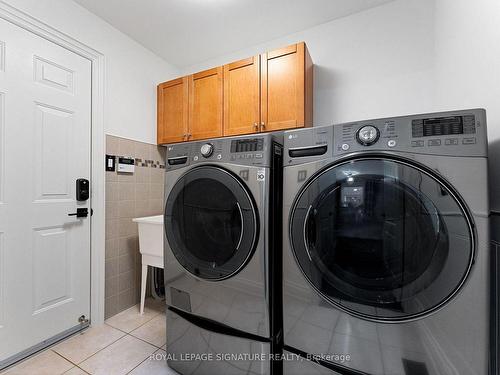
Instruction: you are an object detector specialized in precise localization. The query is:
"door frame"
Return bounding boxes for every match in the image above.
[0,1,106,324]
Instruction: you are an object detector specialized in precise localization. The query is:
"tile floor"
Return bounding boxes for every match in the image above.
[2,299,179,375]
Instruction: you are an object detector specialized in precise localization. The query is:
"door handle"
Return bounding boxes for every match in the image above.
[68,208,88,218]
[260,122,266,132]
[254,122,259,131]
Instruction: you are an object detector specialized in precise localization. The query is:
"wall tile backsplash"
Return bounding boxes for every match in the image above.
[105,135,166,319]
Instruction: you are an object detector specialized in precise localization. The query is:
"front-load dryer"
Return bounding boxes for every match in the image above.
[282,109,494,374]
[163,133,283,375]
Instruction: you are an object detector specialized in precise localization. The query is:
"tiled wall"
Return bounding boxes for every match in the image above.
[105,135,166,319]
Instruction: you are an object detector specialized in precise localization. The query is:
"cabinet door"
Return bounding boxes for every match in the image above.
[189,67,223,141]
[157,77,188,144]
[223,56,260,136]
[260,42,312,132]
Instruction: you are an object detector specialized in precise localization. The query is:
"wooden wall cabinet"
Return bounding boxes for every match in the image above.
[157,77,188,144]
[157,68,223,144]
[189,67,223,140]
[223,56,261,136]
[260,42,313,132]
[157,42,313,144]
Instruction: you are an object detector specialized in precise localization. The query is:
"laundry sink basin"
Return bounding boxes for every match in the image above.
[133,215,164,260]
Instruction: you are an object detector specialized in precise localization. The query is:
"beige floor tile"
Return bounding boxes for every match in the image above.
[53,324,125,364]
[4,350,73,375]
[79,335,156,375]
[105,303,160,333]
[64,367,88,374]
[129,350,179,375]
[130,314,166,347]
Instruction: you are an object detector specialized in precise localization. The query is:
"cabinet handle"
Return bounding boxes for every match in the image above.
[183,134,187,141]
[260,122,266,132]
[187,133,192,139]
[253,123,259,131]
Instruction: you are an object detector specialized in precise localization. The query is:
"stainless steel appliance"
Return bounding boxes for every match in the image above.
[282,109,493,374]
[164,133,283,375]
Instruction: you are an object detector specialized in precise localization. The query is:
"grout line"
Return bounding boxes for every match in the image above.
[105,307,164,335]
[124,346,161,375]
[63,330,127,368]
[51,349,80,367]
[126,332,165,350]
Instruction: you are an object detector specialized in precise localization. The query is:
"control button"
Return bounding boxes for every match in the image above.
[255,153,263,159]
[246,153,253,159]
[193,156,199,161]
[217,154,222,160]
[411,140,424,147]
[445,138,459,146]
[341,143,350,151]
[356,125,380,146]
[387,140,396,148]
[200,143,214,158]
[462,137,476,145]
[428,139,441,146]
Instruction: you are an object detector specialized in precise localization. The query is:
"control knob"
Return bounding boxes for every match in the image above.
[356,125,380,146]
[200,143,214,158]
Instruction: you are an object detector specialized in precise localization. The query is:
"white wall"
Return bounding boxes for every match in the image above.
[182,0,500,211]
[182,0,436,128]
[3,0,180,144]
[432,0,500,212]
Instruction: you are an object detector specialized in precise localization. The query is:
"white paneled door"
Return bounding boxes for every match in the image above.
[0,18,92,365]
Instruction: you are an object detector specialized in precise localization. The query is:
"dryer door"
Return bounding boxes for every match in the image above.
[289,156,475,322]
[165,165,258,280]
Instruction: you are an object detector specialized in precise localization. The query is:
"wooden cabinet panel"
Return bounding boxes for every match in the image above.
[157,42,313,145]
[260,42,312,132]
[223,56,260,136]
[157,77,188,144]
[189,67,223,141]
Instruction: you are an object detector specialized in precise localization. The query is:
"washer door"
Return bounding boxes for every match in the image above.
[165,166,258,280]
[290,156,475,322]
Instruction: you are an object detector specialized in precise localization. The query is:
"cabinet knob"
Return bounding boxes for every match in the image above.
[260,122,266,131]
[253,123,259,131]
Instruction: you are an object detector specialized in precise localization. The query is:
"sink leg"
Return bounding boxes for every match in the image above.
[140,263,148,315]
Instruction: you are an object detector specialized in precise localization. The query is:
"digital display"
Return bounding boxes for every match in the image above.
[230,138,264,153]
[412,115,476,138]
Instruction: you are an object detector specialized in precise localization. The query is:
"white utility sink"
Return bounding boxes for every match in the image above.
[133,215,164,314]
[133,215,164,260]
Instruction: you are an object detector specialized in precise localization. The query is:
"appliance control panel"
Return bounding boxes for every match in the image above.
[166,133,283,171]
[333,109,487,157]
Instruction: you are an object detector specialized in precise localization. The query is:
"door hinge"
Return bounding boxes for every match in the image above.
[78,315,89,324]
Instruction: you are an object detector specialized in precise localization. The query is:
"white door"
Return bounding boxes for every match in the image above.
[0,17,92,365]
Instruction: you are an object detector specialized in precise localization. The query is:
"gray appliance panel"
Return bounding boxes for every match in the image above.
[164,140,275,337]
[166,132,283,171]
[166,309,270,375]
[283,217,489,375]
[284,109,487,166]
[282,350,341,375]
[282,109,491,374]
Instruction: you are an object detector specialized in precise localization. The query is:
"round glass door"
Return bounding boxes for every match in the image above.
[165,166,258,280]
[290,156,475,322]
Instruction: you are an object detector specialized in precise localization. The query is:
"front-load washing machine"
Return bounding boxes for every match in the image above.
[163,133,283,375]
[282,109,494,374]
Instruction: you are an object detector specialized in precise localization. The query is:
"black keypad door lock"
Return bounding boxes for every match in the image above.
[68,208,89,218]
[76,179,90,201]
